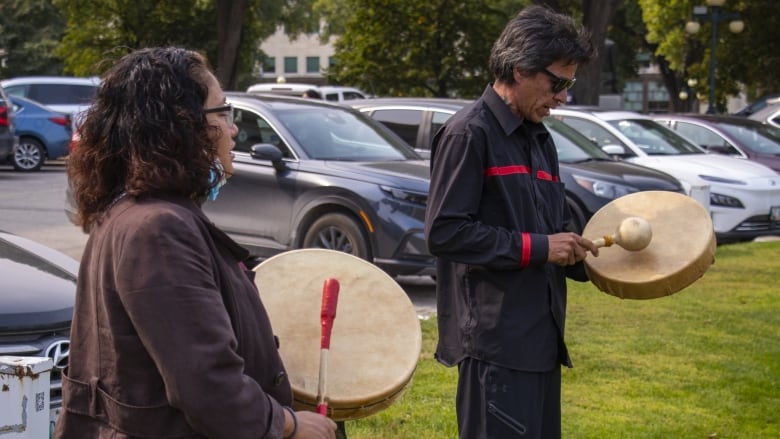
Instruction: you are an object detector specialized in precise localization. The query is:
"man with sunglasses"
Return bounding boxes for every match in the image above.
[424,5,596,439]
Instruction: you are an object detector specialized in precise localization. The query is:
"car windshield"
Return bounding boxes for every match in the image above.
[715,121,780,155]
[276,107,419,161]
[544,118,612,162]
[607,119,703,155]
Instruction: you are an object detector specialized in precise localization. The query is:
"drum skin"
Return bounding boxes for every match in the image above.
[582,191,716,299]
[253,249,422,420]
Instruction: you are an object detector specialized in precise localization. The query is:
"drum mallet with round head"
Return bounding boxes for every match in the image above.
[591,216,653,251]
[317,278,340,416]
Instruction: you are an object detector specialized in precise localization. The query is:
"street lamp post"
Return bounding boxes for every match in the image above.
[685,0,744,114]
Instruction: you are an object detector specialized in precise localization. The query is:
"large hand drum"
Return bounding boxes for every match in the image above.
[583,191,716,299]
[253,249,422,420]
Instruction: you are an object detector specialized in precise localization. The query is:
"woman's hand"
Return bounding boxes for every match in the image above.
[288,410,337,438]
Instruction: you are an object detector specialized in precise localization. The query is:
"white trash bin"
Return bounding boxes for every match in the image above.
[0,356,53,438]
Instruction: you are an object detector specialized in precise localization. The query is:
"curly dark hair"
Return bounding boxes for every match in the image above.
[68,47,222,232]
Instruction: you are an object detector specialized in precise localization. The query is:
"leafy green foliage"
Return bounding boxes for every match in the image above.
[640,0,780,107]
[51,0,217,76]
[322,0,529,98]
[0,0,66,77]
[342,241,780,437]
[47,0,303,88]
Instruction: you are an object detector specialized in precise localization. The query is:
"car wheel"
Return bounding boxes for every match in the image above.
[14,137,45,172]
[302,212,371,260]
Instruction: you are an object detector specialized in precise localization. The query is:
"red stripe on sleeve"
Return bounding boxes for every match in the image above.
[520,232,531,267]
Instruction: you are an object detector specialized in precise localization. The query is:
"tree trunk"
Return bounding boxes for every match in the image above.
[215,0,249,90]
[575,0,624,106]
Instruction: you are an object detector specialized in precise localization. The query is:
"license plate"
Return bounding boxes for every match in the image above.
[771,206,780,222]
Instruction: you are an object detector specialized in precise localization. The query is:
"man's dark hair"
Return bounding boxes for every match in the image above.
[489,5,594,84]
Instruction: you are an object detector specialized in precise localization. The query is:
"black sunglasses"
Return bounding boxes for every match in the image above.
[204,104,234,124]
[541,68,576,93]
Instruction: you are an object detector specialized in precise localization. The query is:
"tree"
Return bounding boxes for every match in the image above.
[602,2,648,96]
[570,0,624,105]
[320,0,528,98]
[640,0,780,111]
[0,0,66,78]
[533,0,626,106]
[52,0,217,76]
[215,0,250,90]
[320,0,626,103]
[50,0,313,90]
[718,0,780,97]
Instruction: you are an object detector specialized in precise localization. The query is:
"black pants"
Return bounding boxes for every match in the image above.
[456,358,561,439]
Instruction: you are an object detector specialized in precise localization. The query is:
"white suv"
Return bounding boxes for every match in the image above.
[246,82,368,102]
[550,108,780,243]
[1,76,100,122]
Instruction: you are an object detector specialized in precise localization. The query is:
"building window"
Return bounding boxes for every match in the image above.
[622,77,670,113]
[306,57,320,74]
[328,57,337,68]
[623,81,643,112]
[284,57,297,74]
[263,57,276,75]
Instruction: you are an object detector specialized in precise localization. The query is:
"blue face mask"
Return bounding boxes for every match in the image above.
[207,160,227,202]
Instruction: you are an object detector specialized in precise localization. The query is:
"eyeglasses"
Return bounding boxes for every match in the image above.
[541,68,576,94]
[204,104,234,124]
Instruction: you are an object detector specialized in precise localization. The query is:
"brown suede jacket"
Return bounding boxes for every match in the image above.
[54,195,292,439]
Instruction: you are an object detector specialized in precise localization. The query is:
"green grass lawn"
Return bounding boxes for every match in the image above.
[342,240,780,438]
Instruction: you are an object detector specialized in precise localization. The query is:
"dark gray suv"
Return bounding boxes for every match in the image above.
[0,230,78,426]
[352,98,685,233]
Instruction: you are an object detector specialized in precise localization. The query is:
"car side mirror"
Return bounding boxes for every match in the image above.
[601,144,626,157]
[250,143,286,172]
[704,145,733,155]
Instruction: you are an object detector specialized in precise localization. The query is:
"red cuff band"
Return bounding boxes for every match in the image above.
[520,232,531,267]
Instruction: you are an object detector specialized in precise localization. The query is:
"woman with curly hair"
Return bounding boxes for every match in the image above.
[55,47,336,439]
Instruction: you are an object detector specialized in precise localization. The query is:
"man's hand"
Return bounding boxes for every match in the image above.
[547,232,598,266]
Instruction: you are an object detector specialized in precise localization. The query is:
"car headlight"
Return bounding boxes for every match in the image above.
[380,185,428,206]
[699,175,747,185]
[572,175,637,199]
[710,192,744,208]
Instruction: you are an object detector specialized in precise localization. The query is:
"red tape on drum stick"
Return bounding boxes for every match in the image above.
[317,278,340,416]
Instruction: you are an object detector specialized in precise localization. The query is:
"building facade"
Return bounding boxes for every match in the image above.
[256,26,334,86]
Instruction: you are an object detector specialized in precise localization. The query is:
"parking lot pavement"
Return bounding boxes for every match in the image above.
[396,275,437,319]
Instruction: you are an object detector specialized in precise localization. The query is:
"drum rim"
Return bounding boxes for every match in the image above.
[253,248,423,419]
[582,191,716,299]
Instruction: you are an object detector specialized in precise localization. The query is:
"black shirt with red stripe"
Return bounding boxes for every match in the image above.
[424,84,588,372]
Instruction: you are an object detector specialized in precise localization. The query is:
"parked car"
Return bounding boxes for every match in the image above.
[246,82,368,102]
[733,93,780,117]
[0,86,17,164]
[352,98,684,233]
[8,96,72,172]
[1,76,100,134]
[550,108,780,243]
[747,99,780,129]
[652,113,780,173]
[202,92,433,277]
[350,97,473,158]
[0,230,79,425]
